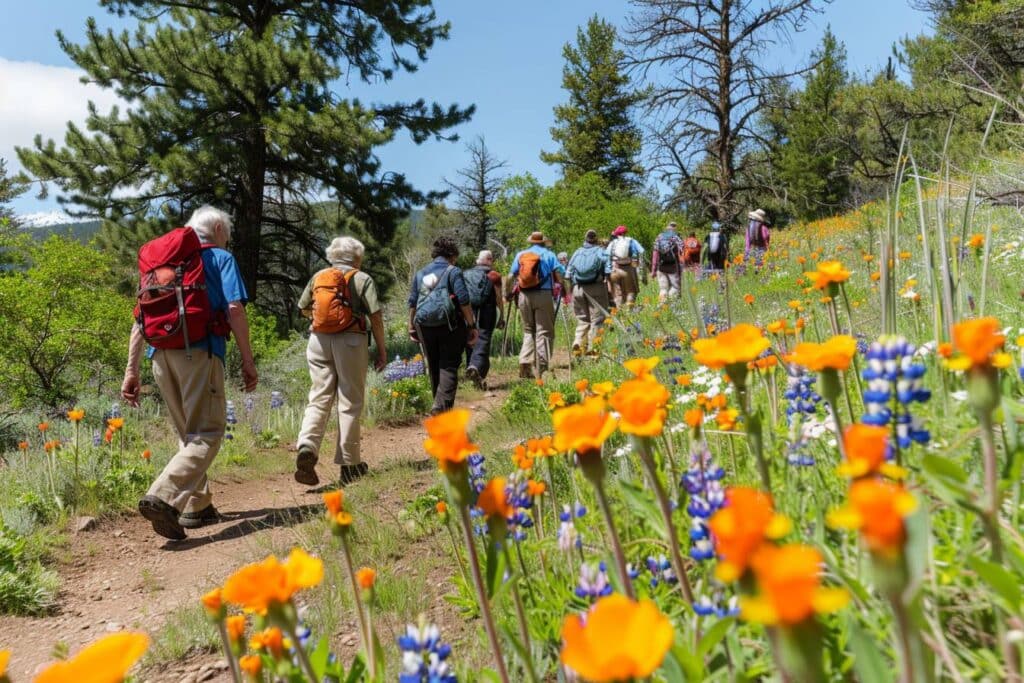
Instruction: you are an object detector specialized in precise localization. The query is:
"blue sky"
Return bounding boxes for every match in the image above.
[0,0,932,214]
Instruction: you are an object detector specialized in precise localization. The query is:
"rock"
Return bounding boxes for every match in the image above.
[105,621,122,632]
[74,516,98,533]
[179,675,198,683]
[213,660,229,671]
[112,529,125,538]
[343,634,358,646]
[80,623,90,630]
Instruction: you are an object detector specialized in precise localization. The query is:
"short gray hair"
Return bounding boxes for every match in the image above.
[186,206,233,243]
[476,249,493,265]
[326,236,365,265]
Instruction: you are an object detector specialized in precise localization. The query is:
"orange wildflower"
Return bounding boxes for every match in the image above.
[239,654,262,678]
[716,409,739,431]
[435,501,448,517]
[829,479,917,557]
[766,319,788,335]
[423,409,479,473]
[512,443,534,470]
[225,615,247,643]
[805,260,851,290]
[786,335,858,371]
[104,428,114,444]
[17,441,28,451]
[708,487,791,582]
[743,293,755,305]
[675,373,692,387]
[477,478,512,520]
[968,233,984,249]
[37,422,49,433]
[222,548,323,615]
[35,633,150,683]
[323,490,344,516]
[591,381,614,397]
[67,408,85,422]
[741,544,849,626]
[560,594,673,682]
[787,300,803,310]
[548,391,566,411]
[552,397,617,456]
[692,324,770,370]
[937,341,953,358]
[623,356,660,378]
[200,588,223,619]
[527,479,547,497]
[751,355,778,371]
[249,627,285,658]
[575,378,590,393]
[107,417,125,431]
[0,650,9,678]
[141,449,151,461]
[609,378,670,437]
[837,424,899,478]
[870,271,881,282]
[684,408,704,429]
[948,317,1010,370]
[355,567,377,590]
[526,435,557,459]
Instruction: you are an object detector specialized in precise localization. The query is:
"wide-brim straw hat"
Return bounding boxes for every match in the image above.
[748,209,768,222]
[528,231,547,244]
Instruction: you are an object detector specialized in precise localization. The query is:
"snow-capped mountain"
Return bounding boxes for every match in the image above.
[16,211,96,229]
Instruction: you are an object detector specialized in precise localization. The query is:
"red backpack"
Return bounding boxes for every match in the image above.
[134,227,228,357]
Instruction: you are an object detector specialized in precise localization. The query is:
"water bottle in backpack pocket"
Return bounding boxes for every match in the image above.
[414,266,457,329]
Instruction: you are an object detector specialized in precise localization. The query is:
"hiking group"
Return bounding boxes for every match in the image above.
[120,205,770,540]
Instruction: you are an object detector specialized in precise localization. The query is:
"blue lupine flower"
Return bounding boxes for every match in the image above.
[575,562,613,601]
[862,337,931,450]
[558,502,586,553]
[270,391,285,409]
[92,430,101,447]
[244,394,255,414]
[645,555,677,588]
[681,443,726,561]
[504,473,535,542]
[383,357,426,383]
[398,621,457,683]
[784,369,822,466]
[467,453,488,536]
[695,593,740,619]
[225,400,236,440]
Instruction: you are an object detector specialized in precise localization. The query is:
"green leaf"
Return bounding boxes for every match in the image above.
[921,453,968,483]
[968,556,1022,611]
[618,480,667,537]
[343,655,366,683]
[904,504,930,593]
[667,643,704,681]
[697,616,735,659]
[485,540,506,599]
[846,615,894,683]
[309,636,330,677]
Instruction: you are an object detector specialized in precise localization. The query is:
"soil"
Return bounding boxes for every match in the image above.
[0,380,511,682]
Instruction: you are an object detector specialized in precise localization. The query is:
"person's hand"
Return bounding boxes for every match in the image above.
[467,328,479,347]
[408,327,419,342]
[375,350,387,372]
[241,359,259,392]
[121,372,141,408]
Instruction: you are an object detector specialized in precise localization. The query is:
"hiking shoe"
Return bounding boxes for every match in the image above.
[295,448,319,486]
[466,365,485,389]
[138,495,187,541]
[340,462,369,485]
[519,363,534,380]
[179,505,221,529]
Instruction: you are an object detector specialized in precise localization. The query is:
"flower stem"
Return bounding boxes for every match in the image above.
[339,534,375,680]
[458,505,511,683]
[503,546,540,683]
[216,620,243,683]
[283,618,320,683]
[977,411,1004,563]
[445,519,473,590]
[592,481,635,599]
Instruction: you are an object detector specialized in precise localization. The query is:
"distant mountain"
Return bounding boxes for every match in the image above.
[17,211,95,229]
[15,212,102,243]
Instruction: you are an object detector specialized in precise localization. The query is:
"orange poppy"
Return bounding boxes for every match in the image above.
[948,317,1009,370]
[512,443,535,470]
[560,594,673,682]
[548,391,567,411]
[552,397,617,456]
[355,567,377,590]
[67,408,85,422]
[837,424,897,478]
[527,479,547,497]
[692,324,770,370]
[968,234,984,249]
[37,422,49,433]
[766,320,788,335]
[741,544,849,626]
[225,615,247,643]
[828,479,917,557]
[17,441,28,451]
[477,478,512,520]
[239,654,262,678]
[575,378,590,393]
[623,356,660,379]
[222,548,323,615]
[708,487,791,582]
[435,501,448,516]
[716,409,739,431]
[675,373,692,386]
[35,632,150,683]
[743,293,755,305]
[141,449,151,461]
[249,627,285,658]
[200,588,223,618]
[684,408,704,429]
[423,409,479,472]
[323,490,344,516]
[526,436,557,459]
[107,417,125,431]
[805,260,851,290]
[786,335,857,371]
[609,378,669,437]
[0,650,9,678]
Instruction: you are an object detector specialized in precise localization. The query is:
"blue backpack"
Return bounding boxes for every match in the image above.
[570,246,604,285]
[463,267,493,308]
[414,266,457,329]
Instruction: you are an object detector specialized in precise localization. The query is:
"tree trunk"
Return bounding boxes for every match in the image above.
[236,127,267,299]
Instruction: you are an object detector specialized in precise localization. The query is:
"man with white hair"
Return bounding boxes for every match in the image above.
[293,236,386,486]
[122,205,258,540]
[463,249,503,389]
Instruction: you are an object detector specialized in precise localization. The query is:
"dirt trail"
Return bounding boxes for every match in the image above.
[0,382,510,681]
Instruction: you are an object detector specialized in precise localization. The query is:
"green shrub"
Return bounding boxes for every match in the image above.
[366,375,432,426]
[0,525,58,615]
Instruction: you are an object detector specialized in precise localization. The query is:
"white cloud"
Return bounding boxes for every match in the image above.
[0,58,123,210]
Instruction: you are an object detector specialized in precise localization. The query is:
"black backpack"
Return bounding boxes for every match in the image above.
[463,267,493,308]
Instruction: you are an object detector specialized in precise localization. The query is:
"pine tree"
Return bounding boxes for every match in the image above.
[444,137,508,250]
[17,1,473,303]
[0,159,28,226]
[541,16,643,191]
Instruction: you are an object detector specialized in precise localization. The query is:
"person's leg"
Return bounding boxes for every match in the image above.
[331,332,369,466]
[434,326,465,410]
[475,326,493,380]
[421,326,442,401]
[669,271,681,299]
[531,290,556,374]
[296,334,337,460]
[609,269,625,307]
[656,272,669,302]
[623,265,638,303]
[517,292,537,377]
[584,282,608,347]
[572,285,590,351]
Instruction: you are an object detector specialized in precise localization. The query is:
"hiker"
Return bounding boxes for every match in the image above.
[745,208,771,267]
[703,222,728,273]
[510,231,565,379]
[681,231,702,272]
[463,250,503,389]
[408,236,479,414]
[606,225,644,306]
[566,229,611,354]
[122,206,258,540]
[293,236,387,487]
[553,251,571,304]
[650,222,684,301]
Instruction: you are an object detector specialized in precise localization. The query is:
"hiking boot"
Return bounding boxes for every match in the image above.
[340,462,369,485]
[138,495,187,541]
[179,505,222,529]
[519,363,534,379]
[294,448,319,486]
[466,365,485,389]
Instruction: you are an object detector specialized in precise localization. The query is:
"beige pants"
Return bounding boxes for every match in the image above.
[297,332,368,466]
[609,264,637,306]
[656,270,680,299]
[148,349,226,513]
[572,282,609,351]
[518,289,555,374]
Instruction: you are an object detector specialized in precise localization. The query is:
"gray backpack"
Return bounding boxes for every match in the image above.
[414,266,456,329]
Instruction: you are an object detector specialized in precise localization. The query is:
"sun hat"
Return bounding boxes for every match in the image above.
[612,225,628,237]
[748,209,768,222]
[528,231,546,244]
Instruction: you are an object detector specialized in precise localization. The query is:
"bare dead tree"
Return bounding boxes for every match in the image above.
[443,137,509,250]
[625,0,827,223]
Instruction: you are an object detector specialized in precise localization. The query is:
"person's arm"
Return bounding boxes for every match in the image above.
[121,323,146,407]
[228,301,258,392]
[460,303,479,347]
[369,311,387,371]
[763,225,771,248]
[650,246,659,275]
[297,277,314,319]
[408,307,419,342]
[745,225,751,253]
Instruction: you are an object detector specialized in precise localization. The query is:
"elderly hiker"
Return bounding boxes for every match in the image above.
[122,206,258,540]
[409,236,479,413]
[293,236,387,487]
[511,231,565,379]
[566,229,611,355]
[650,222,684,302]
[703,222,728,273]
[745,208,771,267]
[606,225,644,306]
[463,250,503,389]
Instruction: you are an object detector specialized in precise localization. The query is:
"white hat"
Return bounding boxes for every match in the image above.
[748,209,768,222]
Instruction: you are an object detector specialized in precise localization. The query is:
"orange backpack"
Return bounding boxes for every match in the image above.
[517,251,543,290]
[682,237,701,264]
[311,269,365,333]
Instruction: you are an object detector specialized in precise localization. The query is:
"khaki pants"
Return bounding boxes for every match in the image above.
[297,332,368,466]
[148,349,226,513]
[518,289,555,374]
[572,282,609,351]
[656,270,680,300]
[609,264,637,306]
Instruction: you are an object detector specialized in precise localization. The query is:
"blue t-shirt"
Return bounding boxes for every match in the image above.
[510,245,564,290]
[147,246,248,362]
[407,257,470,309]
